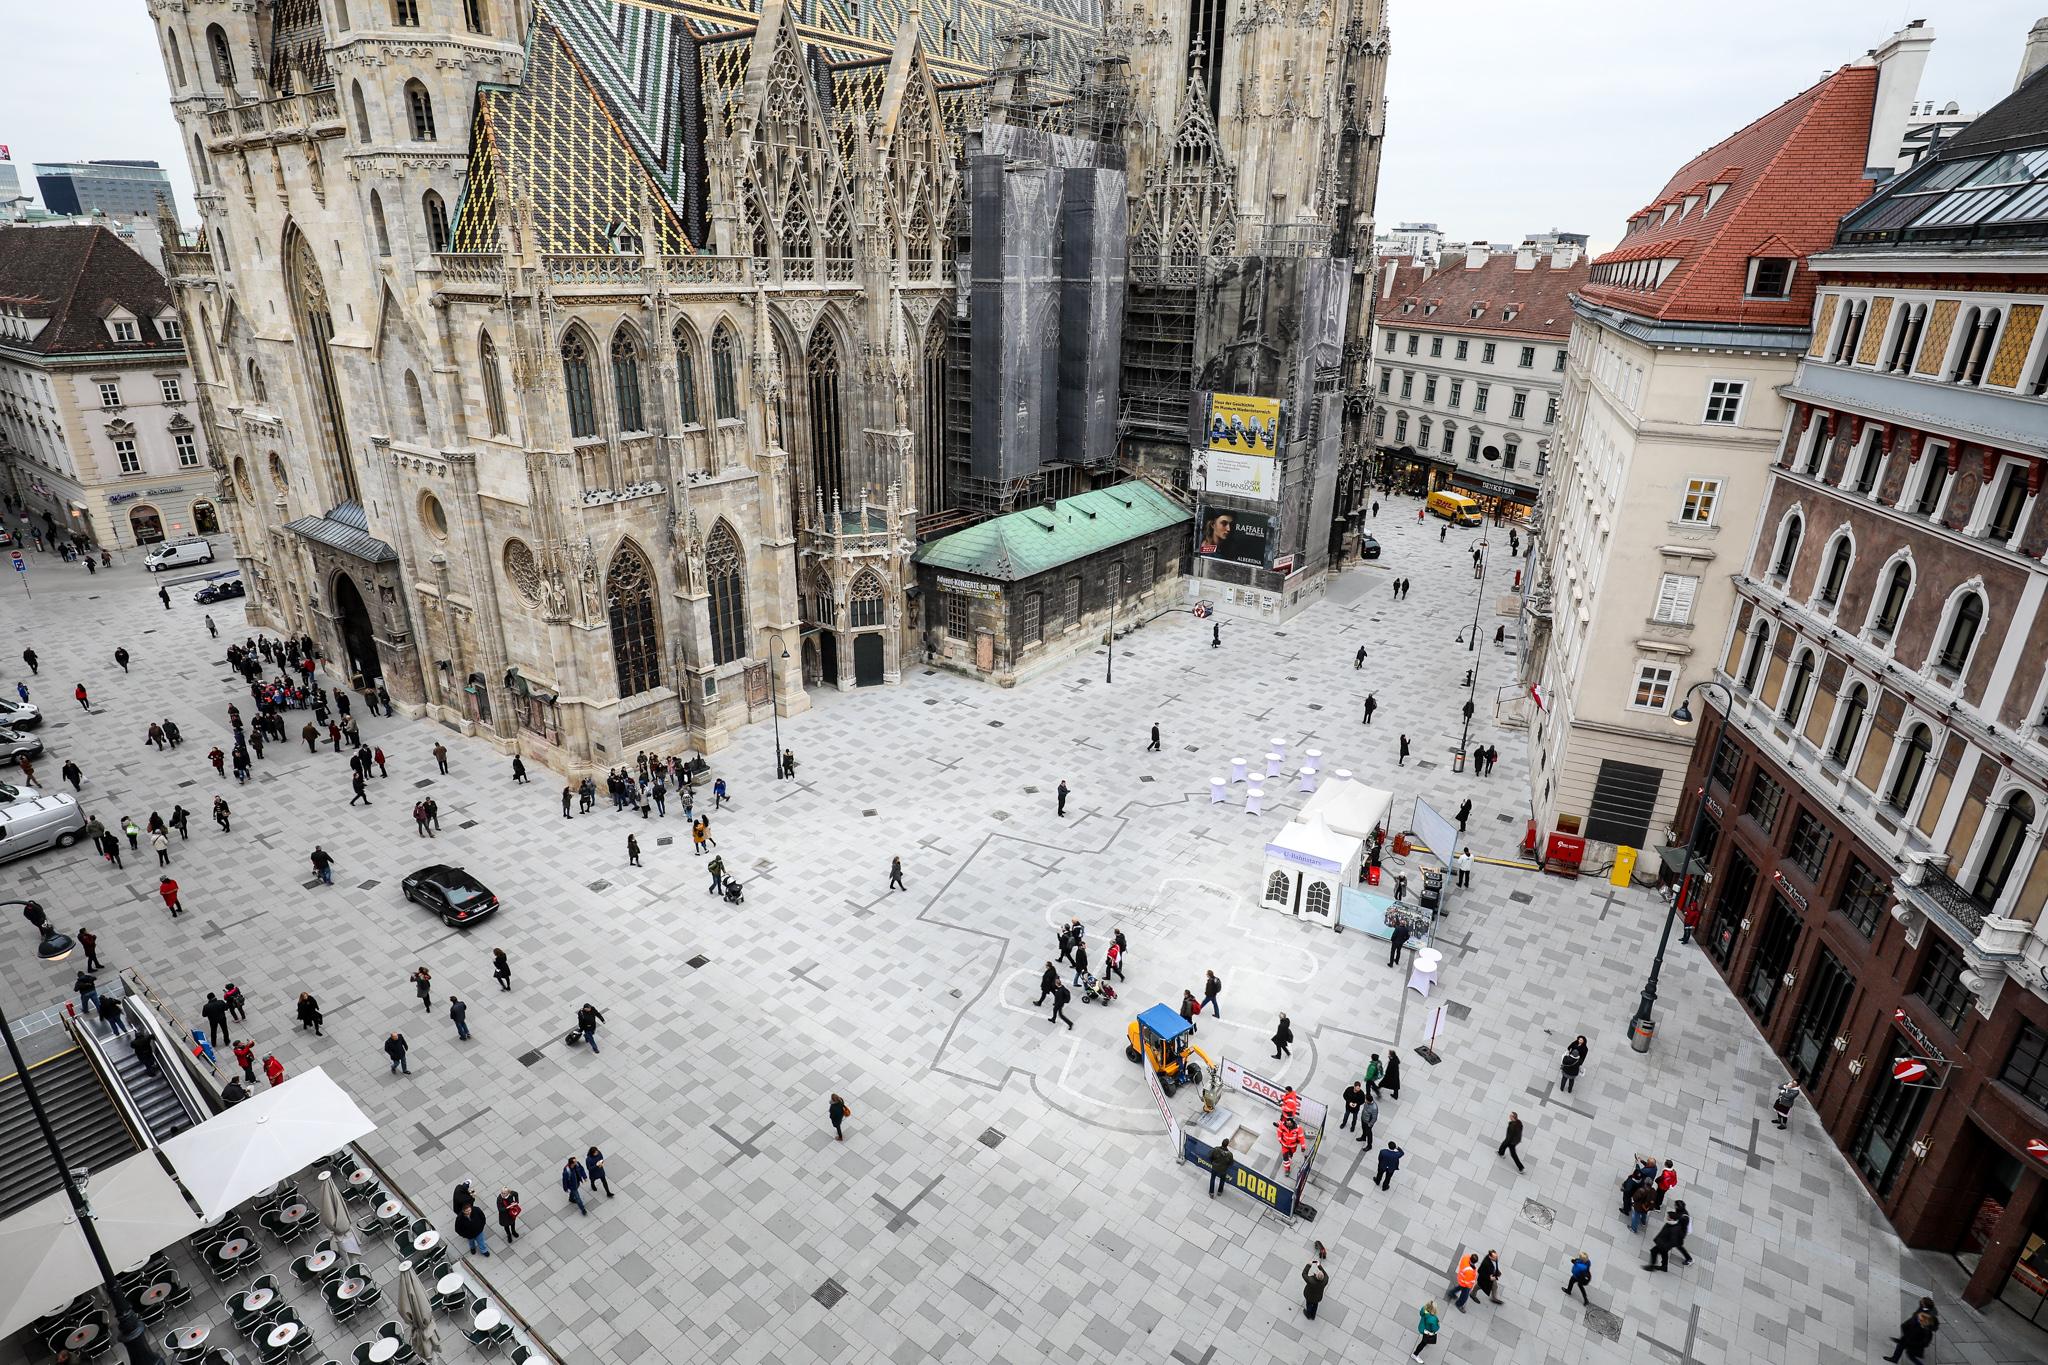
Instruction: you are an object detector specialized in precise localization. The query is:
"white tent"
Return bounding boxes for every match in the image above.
[1297,769,1394,842]
[159,1068,375,1221]
[1260,812,1363,930]
[0,1150,201,1339]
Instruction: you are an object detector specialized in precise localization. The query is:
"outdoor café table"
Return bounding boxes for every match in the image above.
[173,1325,210,1353]
[306,1250,338,1275]
[367,1337,399,1362]
[136,1285,173,1310]
[375,1200,404,1222]
[279,1203,310,1224]
[121,1258,152,1275]
[242,1288,275,1314]
[411,1231,439,1254]
[64,1322,102,1351]
[335,1279,366,1302]
[473,1308,501,1333]
[345,1170,374,1191]
[267,1323,300,1351]
[218,1238,250,1262]
[434,1274,463,1297]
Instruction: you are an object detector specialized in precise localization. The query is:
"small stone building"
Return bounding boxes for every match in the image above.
[913,482,1193,685]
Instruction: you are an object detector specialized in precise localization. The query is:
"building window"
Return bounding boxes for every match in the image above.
[1830,684,1868,765]
[1472,384,1489,414]
[1447,380,1462,408]
[479,330,508,436]
[404,80,436,140]
[1406,334,1418,355]
[847,570,886,629]
[1023,591,1042,643]
[1782,650,1815,722]
[1745,770,1785,834]
[1706,848,1759,969]
[1787,945,1856,1089]
[1423,376,1437,404]
[1749,258,1792,297]
[604,541,661,698]
[1913,453,1948,516]
[1374,411,1385,437]
[1711,733,1743,791]
[1989,466,2029,542]
[1441,424,1456,456]
[1142,547,1157,590]
[807,323,844,504]
[1553,348,1567,372]
[1836,858,1888,938]
[611,330,645,432]
[706,520,748,665]
[1417,418,1431,448]
[945,591,970,640]
[1482,342,1496,364]
[1703,380,1746,424]
[711,324,740,421]
[1938,593,1983,673]
[1383,331,1396,353]
[1652,572,1697,624]
[2000,1020,2048,1111]
[1851,1030,1933,1195]
[675,329,700,425]
[1394,413,1408,443]
[1678,478,1719,524]
[1743,892,1804,1024]
[160,377,182,403]
[1873,562,1911,636]
[1429,337,1443,357]
[98,382,122,408]
[1399,372,1413,399]
[1786,809,1832,880]
[463,0,490,32]
[1544,395,1557,425]
[1064,577,1080,627]
[1454,339,1469,360]
[114,439,140,474]
[174,433,199,467]
[1466,428,1481,460]
[1914,937,1975,1031]
[1503,443,1518,469]
[1633,664,1674,711]
[1819,537,1851,604]
[1378,369,1391,394]
[207,24,237,83]
[1971,793,2034,908]
[422,190,450,252]
[1771,517,1802,577]
[394,0,420,24]
[1509,390,1527,420]
[1518,345,1535,368]
[1888,725,1932,811]
[561,333,598,438]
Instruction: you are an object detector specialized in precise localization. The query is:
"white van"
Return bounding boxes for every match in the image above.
[144,537,215,572]
[0,793,87,863]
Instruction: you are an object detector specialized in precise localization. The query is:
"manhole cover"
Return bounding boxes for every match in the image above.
[988,720,1004,728]
[687,955,709,968]
[1308,704,1323,711]
[923,698,939,706]
[414,779,434,788]
[587,880,611,892]
[1509,891,1533,904]
[991,811,1010,821]
[357,880,380,890]
[1022,786,1039,794]
[657,837,673,846]
[517,1049,544,1068]
[1184,745,1199,752]
[1497,812,1515,823]
[1140,776,1155,783]
[178,779,196,788]
[1415,760,1437,770]
[1445,1001,1471,1021]
[863,809,878,817]
[1584,1306,1622,1342]
[458,820,478,829]
[812,1278,847,1309]
[301,879,324,890]
[979,1127,1005,1148]
[1520,1198,1555,1228]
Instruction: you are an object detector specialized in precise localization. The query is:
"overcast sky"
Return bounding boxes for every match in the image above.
[0,1,2039,255]
[1379,0,2044,256]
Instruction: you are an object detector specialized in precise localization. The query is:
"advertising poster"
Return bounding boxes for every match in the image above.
[1197,505,1273,569]
[1207,393,1281,455]
[1197,448,1277,500]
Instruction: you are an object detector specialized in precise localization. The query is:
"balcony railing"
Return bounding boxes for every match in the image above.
[1902,860,1987,939]
[661,255,754,286]
[207,91,347,143]
[437,253,505,285]
[545,256,645,287]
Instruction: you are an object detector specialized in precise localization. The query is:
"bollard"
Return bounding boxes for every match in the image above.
[1629,1017,1655,1053]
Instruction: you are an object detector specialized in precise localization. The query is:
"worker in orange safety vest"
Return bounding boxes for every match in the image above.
[1279,1086,1302,1124]
[1277,1115,1307,1176]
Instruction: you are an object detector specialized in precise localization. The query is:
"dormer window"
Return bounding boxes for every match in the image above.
[111,320,137,342]
[1661,204,1678,224]
[1682,194,1701,217]
[1747,257,1793,298]
[158,317,183,340]
[1705,183,1730,214]
[1468,305,1483,319]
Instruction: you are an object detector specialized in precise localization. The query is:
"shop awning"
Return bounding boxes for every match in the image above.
[1657,844,1710,880]
[158,1069,375,1220]
[0,1151,201,1339]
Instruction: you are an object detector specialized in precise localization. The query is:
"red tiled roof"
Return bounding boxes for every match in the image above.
[1582,66,1881,326]
[1369,251,1589,339]
[0,225,177,356]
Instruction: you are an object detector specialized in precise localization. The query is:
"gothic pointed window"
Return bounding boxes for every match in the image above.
[811,570,835,625]
[706,520,748,665]
[807,322,842,505]
[478,329,507,436]
[674,325,700,425]
[711,323,740,421]
[562,330,598,438]
[610,329,645,432]
[422,190,449,252]
[824,195,853,282]
[905,204,931,280]
[207,25,236,85]
[781,192,813,280]
[849,570,886,628]
[745,195,769,261]
[403,369,427,440]
[370,190,390,256]
[605,540,661,699]
[404,80,436,141]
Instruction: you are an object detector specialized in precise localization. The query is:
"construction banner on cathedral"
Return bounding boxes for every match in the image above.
[1197,506,1274,569]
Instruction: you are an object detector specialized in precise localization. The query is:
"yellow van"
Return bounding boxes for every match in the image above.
[1427,490,1482,526]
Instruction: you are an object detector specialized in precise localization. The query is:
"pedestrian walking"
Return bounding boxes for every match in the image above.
[1355,1094,1380,1147]
[1104,936,1125,981]
[1148,723,1161,752]
[1672,1200,1694,1265]
[297,993,323,1035]
[114,647,130,673]
[828,1093,851,1141]
[213,795,231,832]
[577,1002,604,1052]
[100,830,123,868]
[1562,1253,1592,1303]
[1630,1180,1655,1233]
[713,776,728,807]
[1071,940,1090,986]
[562,786,574,819]
[1355,646,1367,669]
[627,834,641,867]
[412,967,433,1011]
[74,971,100,1016]
[1498,1112,1525,1171]
[151,831,170,865]
[78,928,101,970]
[706,854,727,895]
[1456,798,1471,831]
[1453,1254,1478,1311]
[1374,1141,1403,1190]
[413,801,432,836]
[21,899,49,937]
[1382,1050,1402,1100]
[587,1146,613,1197]
[1035,962,1059,1006]
[449,996,469,1040]
[1476,1250,1502,1304]
[1056,922,1076,966]
[1048,981,1073,1029]
[351,771,370,806]
[132,1029,159,1075]
[1201,970,1223,1018]
[22,647,36,674]
[1411,1301,1440,1359]
[121,816,141,850]
[1302,1261,1328,1320]
[1884,1307,1938,1364]
[263,1053,284,1087]
[1211,621,1220,648]
[74,683,88,710]
[1364,1053,1383,1100]
[1771,1079,1800,1129]
[561,1157,588,1215]
[889,856,906,890]
[63,759,83,790]
[1560,1035,1587,1092]
[455,1202,490,1257]
[221,982,246,1022]
[385,1032,409,1074]
[373,747,387,778]
[1272,1013,1293,1059]
[201,992,230,1045]
[99,994,128,1035]
[691,820,707,856]
[147,722,166,750]
[1207,1141,1234,1196]
[1455,847,1474,888]
[1362,693,1377,724]
[158,584,171,610]
[433,742,449,774]
[1398,734,1410,764]
[1655,1159,1678,1206]
[158,877,182,916]
[1056,780,1069,816]
[1644,1211,1683,1271]
[496,1189,521,1243]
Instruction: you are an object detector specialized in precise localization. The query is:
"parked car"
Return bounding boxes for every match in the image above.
[1358,533,1381,561]
[0,728,44,763]
[143,537,215,572]
[0,696,39,728]
[401,865,500,926]
[194,578,246,604]
[0,779,39,803]
[0,793,86,863]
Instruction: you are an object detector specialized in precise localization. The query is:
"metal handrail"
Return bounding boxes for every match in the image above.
[118,968,227,1103]
[66,1011,157,1151]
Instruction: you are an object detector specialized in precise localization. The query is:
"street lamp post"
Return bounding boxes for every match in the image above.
[1629,680,1734,1049]
[1455,540,1488,763]
[4,899,74,963]
[0,926,165,1365]
[766,634,792,782]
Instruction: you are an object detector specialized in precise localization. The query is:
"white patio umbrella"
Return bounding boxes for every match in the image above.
[0,1151,201,1339]
[313,1169,361,1256]
[395,1259,441,1362]
[159,1069,375,1220]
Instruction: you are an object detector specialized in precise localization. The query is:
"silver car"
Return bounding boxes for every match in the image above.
[0,728,44,762]
[0,696,40,728]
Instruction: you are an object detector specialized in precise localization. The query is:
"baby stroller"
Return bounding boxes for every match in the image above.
[1081,973,1116,1007]
[720,878,745,905]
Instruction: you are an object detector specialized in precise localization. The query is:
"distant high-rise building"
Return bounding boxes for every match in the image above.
[0,161,27,216]
[31,161,172,219]
[1375,221,1443,261]
[1523,229,1589,249]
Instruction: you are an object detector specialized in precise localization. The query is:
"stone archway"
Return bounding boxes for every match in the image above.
[332,571,382,685]
[129,505,165,544]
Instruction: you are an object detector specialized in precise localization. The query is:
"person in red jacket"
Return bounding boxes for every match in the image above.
[158,876,182,917]
[232,1040,257,1082]
[208,746,225,777]
[1277,1115,1307,1176]
[74,683,89,710]
[1279,1086,1302,1125]
[263,1054,285,1087]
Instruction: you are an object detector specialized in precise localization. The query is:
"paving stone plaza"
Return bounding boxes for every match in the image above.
[3,494,2043,1365]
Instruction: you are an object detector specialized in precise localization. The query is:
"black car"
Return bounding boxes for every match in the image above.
[1358,534,1381,561]
[401,865,500,926]
[193,578,247,603]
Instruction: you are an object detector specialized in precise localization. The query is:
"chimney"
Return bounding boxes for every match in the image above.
[1465,242,1489,270]
[1043,496,1058,514]
[1549,243,1581,270]
[1514,243,1537,271]
[2020,17,2048,90]
[1859,21,1936,180]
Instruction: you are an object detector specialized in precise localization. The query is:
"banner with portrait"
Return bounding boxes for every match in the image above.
[1196,506,1273,569]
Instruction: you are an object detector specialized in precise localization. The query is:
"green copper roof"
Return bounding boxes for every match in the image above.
[914,482,1192,583]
